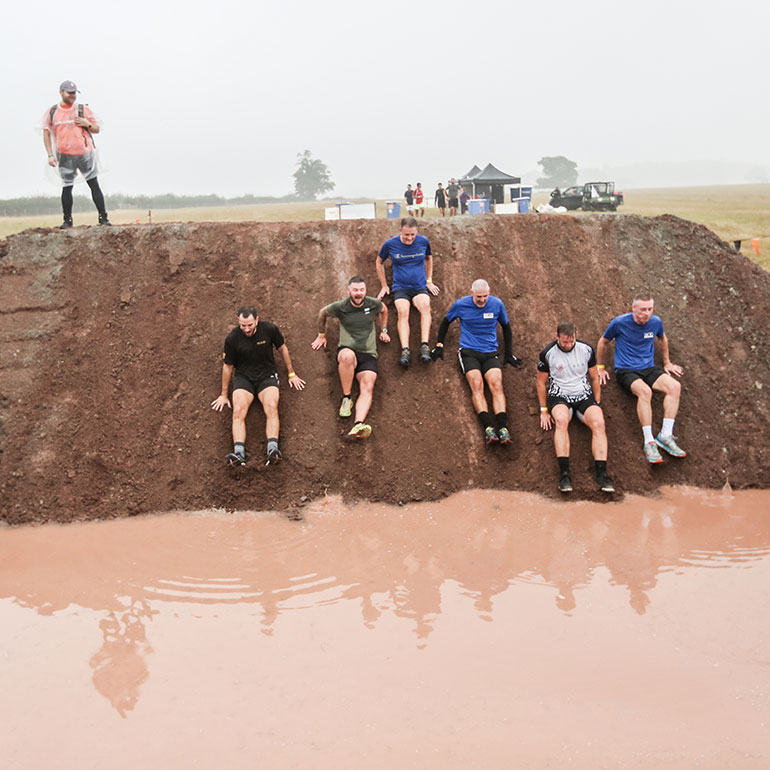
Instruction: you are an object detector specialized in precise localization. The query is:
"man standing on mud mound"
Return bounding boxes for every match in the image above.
[597,294,686,464]
[431,279,522,446]
[537,321,614,494]
[446,178,460,216]
[311,276,390,439]
[377,216,440,367]
[211,306,305,466]
[42,80,111,228]
[434,183,447,217]
[404,184,415,215]
[413,183,425,217]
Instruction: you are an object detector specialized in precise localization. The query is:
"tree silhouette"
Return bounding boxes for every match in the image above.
[293,150,335,200]
[537,156,578,188]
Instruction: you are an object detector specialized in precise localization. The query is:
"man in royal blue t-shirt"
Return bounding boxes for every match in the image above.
[431,278,523,446]
[376,217,440,367]
[596,294,686,463]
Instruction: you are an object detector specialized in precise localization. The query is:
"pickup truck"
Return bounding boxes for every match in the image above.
[550,182,624,211]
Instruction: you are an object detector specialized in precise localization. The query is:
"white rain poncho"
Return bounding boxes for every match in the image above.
[41,101,104,187]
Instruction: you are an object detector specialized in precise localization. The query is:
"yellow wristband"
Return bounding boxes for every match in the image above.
[540,407,548,413]
[427,279,433,283]
[288,372,296,378]
[318,332,326,337]
[597,365,606,370]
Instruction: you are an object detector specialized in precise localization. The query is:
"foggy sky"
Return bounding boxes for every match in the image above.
[4,0,768,199]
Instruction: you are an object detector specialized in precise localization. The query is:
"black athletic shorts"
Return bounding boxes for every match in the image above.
[338,347,378,375]
[392,288,429,302]
[458,348,501,374]
[616,366,665,393]
[233,372,279,395]
[547,394,599,416]
[448,197,459,208]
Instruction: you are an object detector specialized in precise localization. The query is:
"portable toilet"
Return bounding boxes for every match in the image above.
[386,201,401,219]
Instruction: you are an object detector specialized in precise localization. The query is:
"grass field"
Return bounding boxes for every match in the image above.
[2,184,768,270]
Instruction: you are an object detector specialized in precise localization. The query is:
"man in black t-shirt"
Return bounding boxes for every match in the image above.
[446,178,460,216]
[404,184,415,215]
[434,183,447,216]
[211,306,305,466]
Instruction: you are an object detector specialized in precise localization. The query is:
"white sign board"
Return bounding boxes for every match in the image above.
[495,202,520,215]
[339,203,376,220]
[325,207,339,220]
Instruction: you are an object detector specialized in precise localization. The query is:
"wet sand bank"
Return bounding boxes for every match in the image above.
[1,487,769,769]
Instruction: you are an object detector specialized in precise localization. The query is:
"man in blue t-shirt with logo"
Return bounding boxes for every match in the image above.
[376,216,440,367]
[430,278,523,446]
[596,294,686,463]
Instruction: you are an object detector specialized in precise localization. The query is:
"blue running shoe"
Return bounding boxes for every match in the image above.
[655,433,687,458]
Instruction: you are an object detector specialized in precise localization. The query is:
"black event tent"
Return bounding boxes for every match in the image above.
[459,165,482,183]
[459,163,521,203]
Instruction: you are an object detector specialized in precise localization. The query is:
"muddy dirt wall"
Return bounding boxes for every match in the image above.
[2,214,769,524]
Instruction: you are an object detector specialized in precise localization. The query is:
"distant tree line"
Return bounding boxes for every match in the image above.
[0,192,300,217]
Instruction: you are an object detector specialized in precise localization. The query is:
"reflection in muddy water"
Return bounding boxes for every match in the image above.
[1,487,769,769]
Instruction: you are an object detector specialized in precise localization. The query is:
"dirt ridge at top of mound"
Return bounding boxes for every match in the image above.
[1,214,769,524]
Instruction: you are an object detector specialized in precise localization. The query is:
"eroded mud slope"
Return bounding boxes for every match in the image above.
[1,214,769,523]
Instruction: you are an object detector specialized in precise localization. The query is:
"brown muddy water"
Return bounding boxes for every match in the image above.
[1,487,769,770]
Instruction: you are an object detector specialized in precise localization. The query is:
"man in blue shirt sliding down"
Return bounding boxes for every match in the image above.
[430,279,523,446]
[596,293,686,464]
[376,217,440,367]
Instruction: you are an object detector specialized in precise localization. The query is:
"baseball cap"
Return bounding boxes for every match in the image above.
[59,80,79,93]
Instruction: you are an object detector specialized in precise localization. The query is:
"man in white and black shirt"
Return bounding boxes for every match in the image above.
[537,321,614,494]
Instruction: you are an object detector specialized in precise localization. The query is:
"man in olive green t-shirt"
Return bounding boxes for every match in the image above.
[311,276,390,439]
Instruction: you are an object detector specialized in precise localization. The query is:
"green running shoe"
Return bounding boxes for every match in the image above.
[339,396,353,418]
[498,427,512,444]
[348,422,372,439]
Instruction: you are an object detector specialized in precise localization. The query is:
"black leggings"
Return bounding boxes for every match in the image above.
[61,177,107,219]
